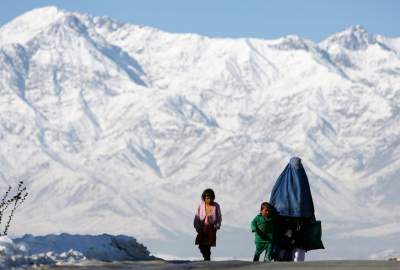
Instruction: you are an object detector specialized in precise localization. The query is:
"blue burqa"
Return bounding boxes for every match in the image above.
[269,157,315,218]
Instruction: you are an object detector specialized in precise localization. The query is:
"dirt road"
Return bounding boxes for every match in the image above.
[35,260,400,270]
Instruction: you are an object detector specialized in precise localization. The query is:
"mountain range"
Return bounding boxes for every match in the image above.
[0,6,399,259]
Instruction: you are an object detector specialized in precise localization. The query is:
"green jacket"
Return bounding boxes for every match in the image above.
[251,213,275,243]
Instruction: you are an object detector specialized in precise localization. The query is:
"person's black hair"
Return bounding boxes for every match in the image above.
[260,202,273,212]
[201,188,215,201]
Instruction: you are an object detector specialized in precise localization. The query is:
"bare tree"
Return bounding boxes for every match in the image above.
[0,181,28,236]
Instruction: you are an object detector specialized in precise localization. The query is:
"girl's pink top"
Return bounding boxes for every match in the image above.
[194,201,222,231]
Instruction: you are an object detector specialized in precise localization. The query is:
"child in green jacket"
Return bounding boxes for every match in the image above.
[251,202,276,262]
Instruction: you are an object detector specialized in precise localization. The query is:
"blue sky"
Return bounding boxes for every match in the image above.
[1,0,399,41]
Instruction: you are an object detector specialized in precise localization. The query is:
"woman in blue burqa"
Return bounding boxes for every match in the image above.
[269,157,324,262]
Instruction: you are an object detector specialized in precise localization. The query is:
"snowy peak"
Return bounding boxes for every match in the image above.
[0,6,68,45]
[0,6,161,48]
[0,6,104,46]
[11,6,63,24]
[321,25,377,50]
[0,6,149,104]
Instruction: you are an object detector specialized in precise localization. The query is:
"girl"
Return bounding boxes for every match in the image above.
[193,188,222,261]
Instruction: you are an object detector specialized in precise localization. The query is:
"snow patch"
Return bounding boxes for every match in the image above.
[0,234,154,268]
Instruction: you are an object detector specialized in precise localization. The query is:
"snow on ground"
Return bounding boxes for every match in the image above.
[0,234,154,268]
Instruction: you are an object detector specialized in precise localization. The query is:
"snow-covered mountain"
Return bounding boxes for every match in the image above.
[1,6,399,259]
